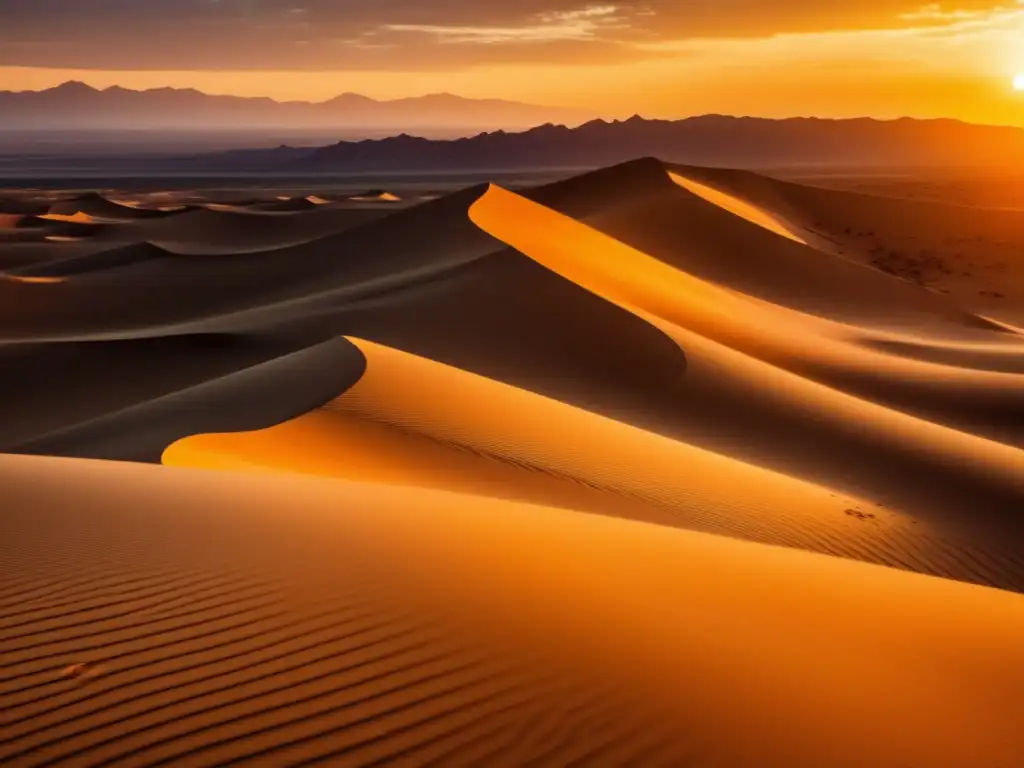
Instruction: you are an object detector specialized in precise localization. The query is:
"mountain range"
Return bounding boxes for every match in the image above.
[0,81,594,132]
[3,84,1022,171]
[194,115,1024,172]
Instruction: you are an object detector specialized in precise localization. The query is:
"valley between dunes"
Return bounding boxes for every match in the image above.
[2,159,1022,766]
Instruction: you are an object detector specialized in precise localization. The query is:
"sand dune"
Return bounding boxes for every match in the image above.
[0,192,493,338]
[47,192,184,222]
[1,455,1022,767]
[3,160,1023,764]
[15,338,366,463]
[164,337,1024,591]
[471,182,1024,446]
[668,164,1024,325]
[105,204,397,254]
[567,164,1001,333]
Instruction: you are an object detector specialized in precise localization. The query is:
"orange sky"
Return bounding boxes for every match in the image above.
[2,2,1023,125]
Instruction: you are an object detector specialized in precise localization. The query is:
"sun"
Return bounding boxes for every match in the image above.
[1015,73,1024,91]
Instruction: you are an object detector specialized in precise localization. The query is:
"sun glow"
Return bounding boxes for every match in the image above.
[1014,73,1024,91]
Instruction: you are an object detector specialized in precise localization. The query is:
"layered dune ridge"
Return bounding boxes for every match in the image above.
[2,159,1022,766]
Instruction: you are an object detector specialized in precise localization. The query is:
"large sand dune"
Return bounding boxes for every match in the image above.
[164,337,1024,591]
[666,164,1024,326]
[1,159,1022,764]
[2,455,1023,767]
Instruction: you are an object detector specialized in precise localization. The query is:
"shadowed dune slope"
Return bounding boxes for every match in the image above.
[164,338,1024,592]
[1,456,1022,768]
[0,197,51,217]
[0,249,688,463]
[0,187,503,340]
[525,157,678,219]
[0,241,114,271]
[0,336,361,451]
[123,205,397,254]
[6,242,171,279]
[14,338,365,463]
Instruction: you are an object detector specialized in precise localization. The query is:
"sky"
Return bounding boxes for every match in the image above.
[1,0,1023,125]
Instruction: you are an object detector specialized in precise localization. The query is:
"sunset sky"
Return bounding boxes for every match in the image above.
[1,0,1023,125]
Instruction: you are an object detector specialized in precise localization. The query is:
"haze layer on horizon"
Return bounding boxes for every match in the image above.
[2,1,1023,126]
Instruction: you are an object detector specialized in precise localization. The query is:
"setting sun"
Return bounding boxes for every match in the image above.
[1014,73,1024,91]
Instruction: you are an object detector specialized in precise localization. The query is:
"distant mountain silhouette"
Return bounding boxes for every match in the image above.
[0,81,593,131]
[191,115,1024,171]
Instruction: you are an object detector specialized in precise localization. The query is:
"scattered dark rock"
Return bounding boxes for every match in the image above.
[844,508,877,521]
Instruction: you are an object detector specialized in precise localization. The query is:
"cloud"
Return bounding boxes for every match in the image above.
[383,4,624,45]
[0,0,1017,70]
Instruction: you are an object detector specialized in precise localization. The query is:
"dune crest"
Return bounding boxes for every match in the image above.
[669,172,808,243]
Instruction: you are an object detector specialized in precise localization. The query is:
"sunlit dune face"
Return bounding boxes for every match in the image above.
[162,337,892,560]
[668,173,807,245]
[468,183,786,350]
[39,211,100,224]
[4,274,66,284]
